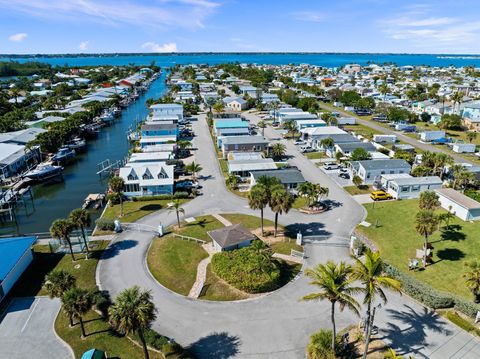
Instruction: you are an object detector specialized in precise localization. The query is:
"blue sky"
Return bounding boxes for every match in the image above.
[1,0,480,54]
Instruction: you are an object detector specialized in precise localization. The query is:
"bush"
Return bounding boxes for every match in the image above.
[454,297,480,318]
[383,263,455,309]
[211,242,281,293]
[445,311,480,335]
[307,329,336,359]
[95,218,115,231]
[174,191,190,199]
[132,194,174,202]
[143,328,170,350]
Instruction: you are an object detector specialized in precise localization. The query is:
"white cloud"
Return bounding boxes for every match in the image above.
[0,0,220,30]
[78,41,89,51]
[291,11,326,23]
[8,33,27,42]
[141,42,178,53]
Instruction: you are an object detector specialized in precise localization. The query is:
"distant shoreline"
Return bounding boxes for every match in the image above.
[1,52,480,59]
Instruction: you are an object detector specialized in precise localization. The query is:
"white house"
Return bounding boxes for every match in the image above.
[150,104,184,122]
[208,224,256,252]
[0,236,36,301]
[383,175,443,199]
[435,188,480,221]
[119,163,174,197]
[350,159,411,184]
[224,97,247,111]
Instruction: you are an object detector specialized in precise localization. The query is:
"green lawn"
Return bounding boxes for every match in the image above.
[357,199,480,299]
[102,199,188,223]
[8,242,164,359]
[342,124,376,140]
[305,152,326,160]
[270,241,304,255]
[147,236,208,296]
[174,215,224,242]
[221,213,276,230]
[199,264,250,301]
[344,185,374,196]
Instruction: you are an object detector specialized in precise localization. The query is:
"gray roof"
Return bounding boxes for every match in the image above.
[228,158,277,172]
[435,188,480,210]
[141,123,177,131]
[217,128,250,136]
[355,159,411,171]
[336,141,376,152]
[208,224,256,248]
[222,135,268,145]
[251,169,306,185]
[316,134,359,144]
[0,128,46,145]
[393,176,442,186]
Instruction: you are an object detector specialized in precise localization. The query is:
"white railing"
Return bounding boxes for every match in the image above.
[122,222,160,234]
[172,233,206,244]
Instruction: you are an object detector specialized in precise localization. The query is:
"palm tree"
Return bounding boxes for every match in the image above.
[270,142,286,160]
[213,101,224,113]
[298,182,317,207]
[418,191,440,211]
[319,137,335,150]
[464,260,480,302]
[269,185,294,237]
[467,132,477,143]
[437,209,455,230]
[62,287,93,337]
[283,121,297,139]
[351,249,401,359]
[415,210,438,268]
[50,219,75,261]
[302,261,361,350]
[378,83,389,101]
[185,161,202,182]
[257,120,267,137]
[451,91,464,113]
[109,176,125,217]
[43,269,76,301]
[226,174,239,189]
[168,199,185,228]
[432,153,453,178]
[69,208,91,259]
[109,286,157,359]
[248,184,269,235]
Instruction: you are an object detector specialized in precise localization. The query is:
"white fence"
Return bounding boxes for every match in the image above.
[172,233,206,244]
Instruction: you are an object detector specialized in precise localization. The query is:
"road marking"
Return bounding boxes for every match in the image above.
[21,298,39,333]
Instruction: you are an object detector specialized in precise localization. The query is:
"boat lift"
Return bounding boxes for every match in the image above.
[96,158,126,177]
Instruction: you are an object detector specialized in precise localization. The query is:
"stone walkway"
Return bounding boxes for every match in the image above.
[188,242,217,299]
[211,213,232,226]
[272,252,304,264]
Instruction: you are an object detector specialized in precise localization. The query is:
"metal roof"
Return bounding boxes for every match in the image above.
[435,188,480,210]
[0,236,36,281]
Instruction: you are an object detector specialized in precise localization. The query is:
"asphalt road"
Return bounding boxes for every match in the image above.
[97,112,480,358]
[0,297,73,359]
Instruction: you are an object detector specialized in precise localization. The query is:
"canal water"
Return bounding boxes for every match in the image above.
[4,72,167,234]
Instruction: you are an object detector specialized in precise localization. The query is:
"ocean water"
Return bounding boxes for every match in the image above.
[1,53,480,68]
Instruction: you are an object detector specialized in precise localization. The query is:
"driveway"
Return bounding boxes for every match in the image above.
[98,112,480,358]
[0,297,73,359]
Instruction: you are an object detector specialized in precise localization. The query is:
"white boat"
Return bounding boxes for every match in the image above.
[25,163,64,181]
[52,147,76,163]
[67,137,87,152]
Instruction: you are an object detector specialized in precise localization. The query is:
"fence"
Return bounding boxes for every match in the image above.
[122,222,160,234]
[172,233,206,244]
[290,249,305,258]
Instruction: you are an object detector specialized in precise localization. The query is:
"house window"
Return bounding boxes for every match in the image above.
[390,171,394,174]
[401,186,409,192]
[412,185,420,191]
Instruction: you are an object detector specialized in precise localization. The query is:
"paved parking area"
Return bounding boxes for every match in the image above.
[0,297,73,359]
[318,166,353,187]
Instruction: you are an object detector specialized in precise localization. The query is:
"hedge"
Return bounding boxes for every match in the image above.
[211,244,281,293]
[131,192,190,202]
[383,263,455,309]
[453,297,480,319]
[95,218,116,231]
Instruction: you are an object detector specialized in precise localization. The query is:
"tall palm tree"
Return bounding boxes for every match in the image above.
[109,286,157,359]
[43,269,76,301]
[62,287,93,337]
[319,137,335,150]
[418,191,440,211]
[50,219,75,261]
[248,184,269,235]
[269,185,294,237]
[168,199,185,228]
[302,261,361,350]
[432,153,453,178]
[283,121,297,139]
[257,120,267,137]
[270,142,287,160]
[451,91,464,113]
[415,210,438,268]
[186,161,202,182]
[109,176,125,217]
[351,249,401,359]
[226,174,239,189]
[69,208,91,259]
[464,260,480,302]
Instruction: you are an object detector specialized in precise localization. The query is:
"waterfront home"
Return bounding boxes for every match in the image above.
[435,188,480,221]
[141,123,178,138]
[129,152,173,163]
[213,118,249,136]
[382,174,442,200]
[224,97,248,111]
[250,169,306,190]
[0,236,36,302]
[119,162,174,197]
[220,135,269,158]
[140,135,177,148]
[150,104,184,122]
[208,224,255,252]
[25,116,65,128]
[0,143,40,179]
[0,128,46,145]
[142,143,176,153]
[349,159,411,184]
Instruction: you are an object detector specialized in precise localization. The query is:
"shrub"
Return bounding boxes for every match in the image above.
[174,191,190,199]
[143,328,170,350]
[383,263,455,309]
[132,194,174,202]
[307,329,336,359]
[454,297,480,318]
[211,243,281,293]
[95,218,115,231]
[445,311,480,335]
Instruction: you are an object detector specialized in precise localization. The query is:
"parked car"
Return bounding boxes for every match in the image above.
[175,181,201,190]
[323,162,339,170]
[338,172,350,179]
[370,191,393,201]
[295,140,306,145]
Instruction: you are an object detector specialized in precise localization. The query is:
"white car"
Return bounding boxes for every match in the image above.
[294,140,306,145]
[323,163,339,170]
